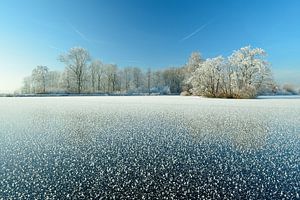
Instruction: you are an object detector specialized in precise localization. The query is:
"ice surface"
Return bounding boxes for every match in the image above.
[0,96,299,199]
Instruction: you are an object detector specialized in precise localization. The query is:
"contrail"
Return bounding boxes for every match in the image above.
[67,21,106,45]
[68,22,90,43]
[180,19,213,42]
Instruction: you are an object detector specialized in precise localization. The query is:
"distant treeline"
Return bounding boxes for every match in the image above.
[20,46,295,98]
[22,47,184,95]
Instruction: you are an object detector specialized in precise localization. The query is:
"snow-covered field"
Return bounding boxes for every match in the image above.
[0,96,299,199]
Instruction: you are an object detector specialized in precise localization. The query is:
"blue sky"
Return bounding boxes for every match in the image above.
[0,0,299,92]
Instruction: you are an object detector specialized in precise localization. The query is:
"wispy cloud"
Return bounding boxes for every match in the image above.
[180,20,213,42]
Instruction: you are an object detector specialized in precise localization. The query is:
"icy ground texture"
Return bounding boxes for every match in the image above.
[0,96,299,199]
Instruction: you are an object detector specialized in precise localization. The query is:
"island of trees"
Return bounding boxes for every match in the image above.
[21,46,284,98]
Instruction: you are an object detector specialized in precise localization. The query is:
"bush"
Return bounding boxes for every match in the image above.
[282,84,298,95]
[180,91,191,96]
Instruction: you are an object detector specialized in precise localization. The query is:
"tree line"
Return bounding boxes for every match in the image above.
[21,46,276,98]
[22,47,184,95]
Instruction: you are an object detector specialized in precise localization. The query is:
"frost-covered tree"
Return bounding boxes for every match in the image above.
[188,46,274,98]
[228,46,273,98]
[183,52,204,93]
[185,51,203,74]
[188,56,226,97]
[31,66,49,93]
[59,47,91,93]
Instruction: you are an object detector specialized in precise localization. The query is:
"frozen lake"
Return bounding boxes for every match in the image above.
[0,96,299,199]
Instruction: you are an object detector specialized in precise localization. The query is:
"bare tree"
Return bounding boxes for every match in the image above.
[31,65,49,93]
[89,60,103,93]
[60,69,74,93]
[59,47,90,93]
[163,67,184,94]
[22,76,32,94]
[97,64,105,92]
[123,67,132,92]
[146,68,151,94]
[132,67,142,90]
[104,64,118,93]
[47,71,61,93]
